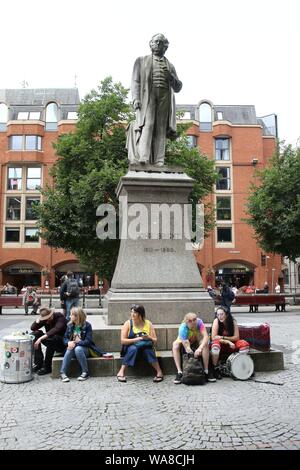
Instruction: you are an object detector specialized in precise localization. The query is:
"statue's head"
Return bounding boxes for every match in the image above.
[149,33,169,56]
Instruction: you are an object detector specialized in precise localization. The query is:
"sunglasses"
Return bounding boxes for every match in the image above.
[131,304,140,311]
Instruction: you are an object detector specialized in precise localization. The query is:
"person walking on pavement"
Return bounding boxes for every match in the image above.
[31,307,67,375]
[220,283,235,313]
[60,271,80,321]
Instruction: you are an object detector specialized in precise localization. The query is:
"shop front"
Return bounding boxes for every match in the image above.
[1,263,41,292]
[215,262,254,288]
[54,262,95,288]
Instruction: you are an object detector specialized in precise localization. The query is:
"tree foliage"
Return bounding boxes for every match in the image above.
[37,78,217,281]
[246,144,300,260]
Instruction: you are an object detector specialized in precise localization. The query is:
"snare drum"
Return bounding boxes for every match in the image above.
[226,353,254,381]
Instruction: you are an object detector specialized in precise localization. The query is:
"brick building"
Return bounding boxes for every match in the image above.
[0,89,283,293]
[177,100,282,291]
[0,88,96,291]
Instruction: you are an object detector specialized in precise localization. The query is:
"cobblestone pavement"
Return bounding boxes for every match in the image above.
[0,308,300,450]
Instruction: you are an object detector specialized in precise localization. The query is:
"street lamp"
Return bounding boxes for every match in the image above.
[265,256,270,282]
[98,279,104,307]
[271,268,276,292]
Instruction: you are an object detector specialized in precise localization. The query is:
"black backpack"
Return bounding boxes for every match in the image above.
[181,354,206,386]
[228,289,235,301]
[67,278,80,298]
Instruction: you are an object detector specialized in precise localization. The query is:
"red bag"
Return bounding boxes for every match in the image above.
[238,323,271,351]
[28,295,33,302]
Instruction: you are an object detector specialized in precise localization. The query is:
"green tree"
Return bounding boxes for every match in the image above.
[246,144,300,260]
[37,79,217,281]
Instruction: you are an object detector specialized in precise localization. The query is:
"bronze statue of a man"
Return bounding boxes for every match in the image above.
[127,33,182,166]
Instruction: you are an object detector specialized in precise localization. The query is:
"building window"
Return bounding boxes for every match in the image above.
[217,227,232,243]
[17,111,41,120]
[26,167,41,190]
[298,265,300,285]
[0,103,8,131]
[67,112,78,120]
[9,135,42,151]
[7,167,22,190]
[216,167,231,190]
[187,135,197,148]
[180,111,191,119]
[215,138,230,161]
[199,102,212,131]
[25,135,42,151]
[5,227,20,243]
[4,166,41,246]
[6,197,21,220]
[284,269,289,285]
[217,111,223,120]
[9,136,23,150]
[45,102,58,130]
[25,197,40,220]
[216,197,231,221]
[24,227,39,243]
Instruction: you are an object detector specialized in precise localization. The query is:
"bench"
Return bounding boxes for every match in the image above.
[234,294,286,312]
[0,295,24,314]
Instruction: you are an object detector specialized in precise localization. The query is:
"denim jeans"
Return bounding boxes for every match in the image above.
[65,297,79,321]
[60,346,89,375]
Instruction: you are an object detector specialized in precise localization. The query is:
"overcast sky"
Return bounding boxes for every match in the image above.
[1,0,299,145]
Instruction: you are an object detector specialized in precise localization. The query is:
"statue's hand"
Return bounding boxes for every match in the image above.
[133,100,141,110]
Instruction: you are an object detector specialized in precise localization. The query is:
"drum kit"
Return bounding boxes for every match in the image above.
[219,353,254,381]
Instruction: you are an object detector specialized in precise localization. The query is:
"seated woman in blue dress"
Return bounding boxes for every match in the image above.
[116,304,163,383]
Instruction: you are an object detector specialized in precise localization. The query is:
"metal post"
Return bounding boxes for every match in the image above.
[98,280,103,308]
[272,268,276,292]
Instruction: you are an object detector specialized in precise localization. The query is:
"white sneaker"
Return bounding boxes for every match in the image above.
[77,372,89,381]
[61,374,70,383]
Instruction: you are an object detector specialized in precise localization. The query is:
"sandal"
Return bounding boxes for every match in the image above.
[117,375,127,383]
[153,376,164,383]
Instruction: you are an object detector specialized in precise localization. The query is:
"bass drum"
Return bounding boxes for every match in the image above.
[226,353,254,381]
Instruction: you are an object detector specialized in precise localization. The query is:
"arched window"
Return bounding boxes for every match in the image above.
[0,103,8,131]
[199,102,212,131]
[45,102,58,130]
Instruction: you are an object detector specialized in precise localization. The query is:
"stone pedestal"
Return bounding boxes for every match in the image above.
[106,166,214,324]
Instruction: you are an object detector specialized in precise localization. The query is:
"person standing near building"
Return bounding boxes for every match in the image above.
[220,283,235,313]
[263,282,269,293]
[127,33,182,166]
[60,271,80,321]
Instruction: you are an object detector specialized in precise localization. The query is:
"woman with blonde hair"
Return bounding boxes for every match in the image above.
[60,307,105,382]
[172,312,216,384]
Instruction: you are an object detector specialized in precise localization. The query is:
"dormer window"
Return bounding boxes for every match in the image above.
[0,103,8,131]
[45,102,58,130]
[67,111,78,120]
[199,102,212,131]
[17,111,41,120]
